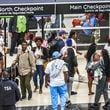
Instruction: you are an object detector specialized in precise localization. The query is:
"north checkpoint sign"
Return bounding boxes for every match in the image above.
[0,0,55,15]
[0,4,54,15]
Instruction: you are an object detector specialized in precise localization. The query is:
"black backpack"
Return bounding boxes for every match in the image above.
[64,48,75,66]
[63,47,75,76]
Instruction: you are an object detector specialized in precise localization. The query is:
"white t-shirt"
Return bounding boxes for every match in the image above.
[71,39,77,47]
[60,46,77,57]
[45,59,68,87]
[34,47,44,65]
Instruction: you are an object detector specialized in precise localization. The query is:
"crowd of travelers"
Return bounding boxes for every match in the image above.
[0,14,110,110]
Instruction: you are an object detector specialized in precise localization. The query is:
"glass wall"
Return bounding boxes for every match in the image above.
[37,13,109,44]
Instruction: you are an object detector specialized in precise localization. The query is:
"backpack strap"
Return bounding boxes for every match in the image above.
[27,51,31,67]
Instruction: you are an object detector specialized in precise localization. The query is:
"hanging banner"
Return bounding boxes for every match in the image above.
[56,3,110,14]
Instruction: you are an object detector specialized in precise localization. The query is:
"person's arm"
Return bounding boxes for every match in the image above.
[45,74,50,88]
[12,82,21,102]
[64,71,68,83]
[63,64,68,83]
[41,47,49,60]
[12,54,19,65]
[76,50,82,55]
[45,63,50,88]
[28,52,36,74]
[0,58,4,70]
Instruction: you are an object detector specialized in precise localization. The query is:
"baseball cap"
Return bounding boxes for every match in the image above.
[59,30,68,36]
[52,51,61,58]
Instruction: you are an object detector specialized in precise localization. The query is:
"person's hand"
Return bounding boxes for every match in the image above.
[11,62,16,67]
[36,54,41,59]
[45,82,49,88]
[8,32,12,37]
[3,46,7,54]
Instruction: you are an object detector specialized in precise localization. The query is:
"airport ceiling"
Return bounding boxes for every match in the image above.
[0,0,109,4]
[0,0,110,15]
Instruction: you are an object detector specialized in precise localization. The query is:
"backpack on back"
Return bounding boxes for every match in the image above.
[63,47,75,76]
[64,48,75,66]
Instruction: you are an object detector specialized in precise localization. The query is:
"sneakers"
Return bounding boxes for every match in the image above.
[20,96,26,100]
[65,100,71,108]
[90,103,99,109]
[88,92,94,95]
[33,86,39,92]
[78,75,84,82]
[39,89,42,94]
[71,91,77,95]
[28,91,32,100]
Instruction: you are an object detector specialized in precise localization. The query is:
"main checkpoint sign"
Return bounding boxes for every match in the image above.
[0,0,55,15]
[56,0,110,14]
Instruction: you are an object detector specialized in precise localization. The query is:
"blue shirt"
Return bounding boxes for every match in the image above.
[83,15,96,36]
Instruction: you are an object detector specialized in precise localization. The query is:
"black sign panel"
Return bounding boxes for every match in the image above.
[0,4,54,15]
[56,3,110,14]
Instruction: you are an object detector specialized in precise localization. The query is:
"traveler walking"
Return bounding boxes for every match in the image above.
[12,40,36,100]
[33,37,49,94]
[90,49,110,109]
[45,51,68,110]
[85,42,97,95]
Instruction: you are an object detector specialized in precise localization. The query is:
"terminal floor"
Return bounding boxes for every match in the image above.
[16,103,104,110]
[16,80,105,110]
[6,52,105,110]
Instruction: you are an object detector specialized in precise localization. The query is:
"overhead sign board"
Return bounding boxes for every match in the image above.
[0,0,55,15]
[0,4,54,15]
[0,0,110,15]
[56,3,110,14]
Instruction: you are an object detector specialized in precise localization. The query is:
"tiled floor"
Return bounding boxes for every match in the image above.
[6,51,106,110]
[16,103,104,110]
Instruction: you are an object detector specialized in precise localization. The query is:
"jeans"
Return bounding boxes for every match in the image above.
[50,84,67,110]
[67,77,74,98]
[33,65,44,90]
